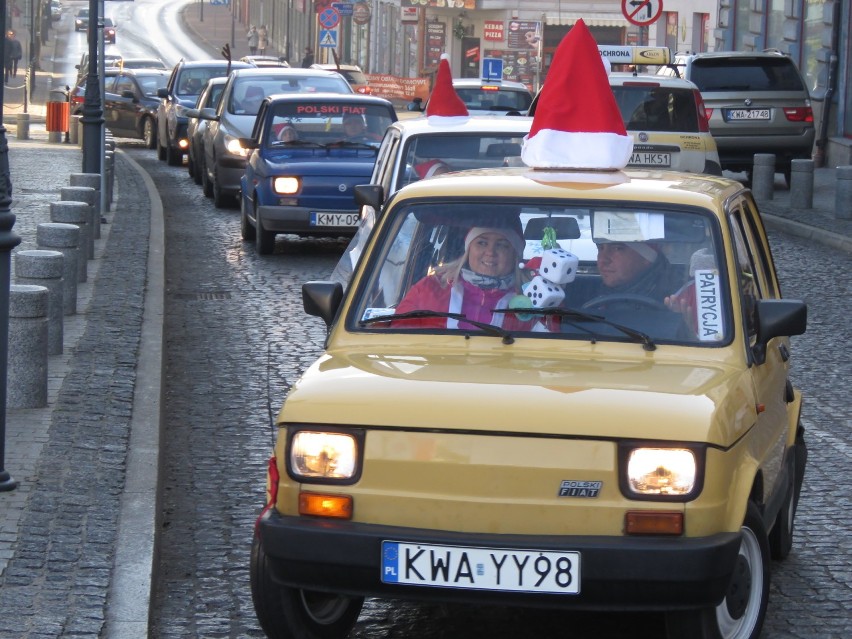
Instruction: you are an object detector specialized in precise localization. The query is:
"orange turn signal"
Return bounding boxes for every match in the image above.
[625,510,684,535]
[299,492,353,519]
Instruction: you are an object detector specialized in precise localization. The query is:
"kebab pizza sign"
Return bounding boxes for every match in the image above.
[483,21,504,42]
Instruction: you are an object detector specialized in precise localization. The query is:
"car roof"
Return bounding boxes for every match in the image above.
[120,57,168,69]
[391,167,740,213]
[311,63,363,72]
[675,50,794,61]
[262,92,392,106]
[230,67,344,78]
[388,115,533,138]
[452,78,531,91]
[607,72,700,90]
[177,59,251,70]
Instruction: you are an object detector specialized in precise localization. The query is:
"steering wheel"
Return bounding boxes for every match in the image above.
[581,293,669,313]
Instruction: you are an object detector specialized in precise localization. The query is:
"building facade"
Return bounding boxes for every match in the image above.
[244,0,850,165]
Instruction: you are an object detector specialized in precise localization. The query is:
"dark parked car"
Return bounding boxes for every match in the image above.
[103,69,169,147]
[74,8,88,31]
[239,93,396,254]
[156,59,250,166]
[185,77,228,184]
[69,68,121,115]
[103,17,116,44]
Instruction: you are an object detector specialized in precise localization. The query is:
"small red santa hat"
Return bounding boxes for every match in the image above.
[425,54,469,121]
[521,19,632,170]
[414,159,450,179]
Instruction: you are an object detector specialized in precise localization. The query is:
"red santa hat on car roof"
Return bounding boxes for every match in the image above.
[521,19,633,170]
[425,54,470,121]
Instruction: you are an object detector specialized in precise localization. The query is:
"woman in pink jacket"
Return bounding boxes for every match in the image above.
[394,224,538,331]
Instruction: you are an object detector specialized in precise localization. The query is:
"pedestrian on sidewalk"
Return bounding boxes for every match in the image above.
[5,30,22,82]
[247,25,259,55]
[258,25,268,55]
[301,47,314,68]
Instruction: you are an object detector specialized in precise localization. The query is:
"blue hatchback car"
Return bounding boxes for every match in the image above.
[239,93,397,255]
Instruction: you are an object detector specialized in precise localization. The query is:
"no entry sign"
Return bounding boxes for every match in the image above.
[622,0,663,27]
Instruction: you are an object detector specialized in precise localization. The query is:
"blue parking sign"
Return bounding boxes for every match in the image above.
[482,58,504,82]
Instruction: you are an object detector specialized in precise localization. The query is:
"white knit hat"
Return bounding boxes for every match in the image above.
[521,19,633,170]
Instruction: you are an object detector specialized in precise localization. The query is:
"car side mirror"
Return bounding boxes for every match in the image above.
[185,108,199,118]
[157,87,168,98]
[198,107,218,121]
[407,97,424,112]
[354,184,384,210]
[752,299,807,365]
[121,90,135,100]
[303,281,344,327]
[239,137,258,150]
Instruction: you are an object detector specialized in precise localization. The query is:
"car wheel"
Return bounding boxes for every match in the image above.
[250,534,363,639]
[769,428,806,560]
[191,150,203,185]
[167,143,182,166]
[255,211,275,255]
[212,167,231,209]
[143,118,157,149]
[241,196,256,241]
[187,148,196,179]
[201,158,213,198]
[665,501,769,639]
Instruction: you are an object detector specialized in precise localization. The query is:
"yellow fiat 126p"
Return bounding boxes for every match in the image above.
[251,166,807,639]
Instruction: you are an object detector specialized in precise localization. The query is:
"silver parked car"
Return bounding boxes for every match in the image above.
[658,50,814,184]
[185,77,228,185]
[199,67,353,208]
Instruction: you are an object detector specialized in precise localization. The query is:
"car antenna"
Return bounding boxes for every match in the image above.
[265,342,288,446]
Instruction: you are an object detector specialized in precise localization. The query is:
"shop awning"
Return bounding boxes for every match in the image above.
[545,13,630,28]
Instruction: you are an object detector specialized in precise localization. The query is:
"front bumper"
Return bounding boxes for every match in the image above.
[256,510,741,611]
[257,204,359,237]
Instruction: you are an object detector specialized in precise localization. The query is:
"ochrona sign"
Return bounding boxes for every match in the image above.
[597,45,671,66]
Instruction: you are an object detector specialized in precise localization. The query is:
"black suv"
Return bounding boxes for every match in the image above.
[156,59,250,166]
[658,50,815,183]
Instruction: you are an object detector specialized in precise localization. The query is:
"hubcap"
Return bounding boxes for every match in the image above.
[725,554,752,619]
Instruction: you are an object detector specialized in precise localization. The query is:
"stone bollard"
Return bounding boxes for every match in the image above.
[8,285,49,409]
[16,113,30,140]
[837,166,852,221]
[15,250,65,357]
[69,173,104,233]
[50,200,92,268]
[37,223,80,315]
[789,159,814,209]
[69,115,82,145]
[104,150,114,211]
[752,154,776,200]
[61,185,99,243]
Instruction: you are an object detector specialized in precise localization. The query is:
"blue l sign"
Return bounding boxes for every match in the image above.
[482,58,504,82]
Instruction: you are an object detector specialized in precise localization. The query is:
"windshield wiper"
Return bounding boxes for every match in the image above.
[493,307,656,351]
[360,310,515,344]
[326,140,377,150]
[271,139,325,148]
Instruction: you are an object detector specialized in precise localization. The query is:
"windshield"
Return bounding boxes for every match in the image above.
[230,75,353,115]
[398,133,528,188]
[349,201,728,346]
[267,101,395,148]
[455,87,532,112]
[177,68,229,97]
